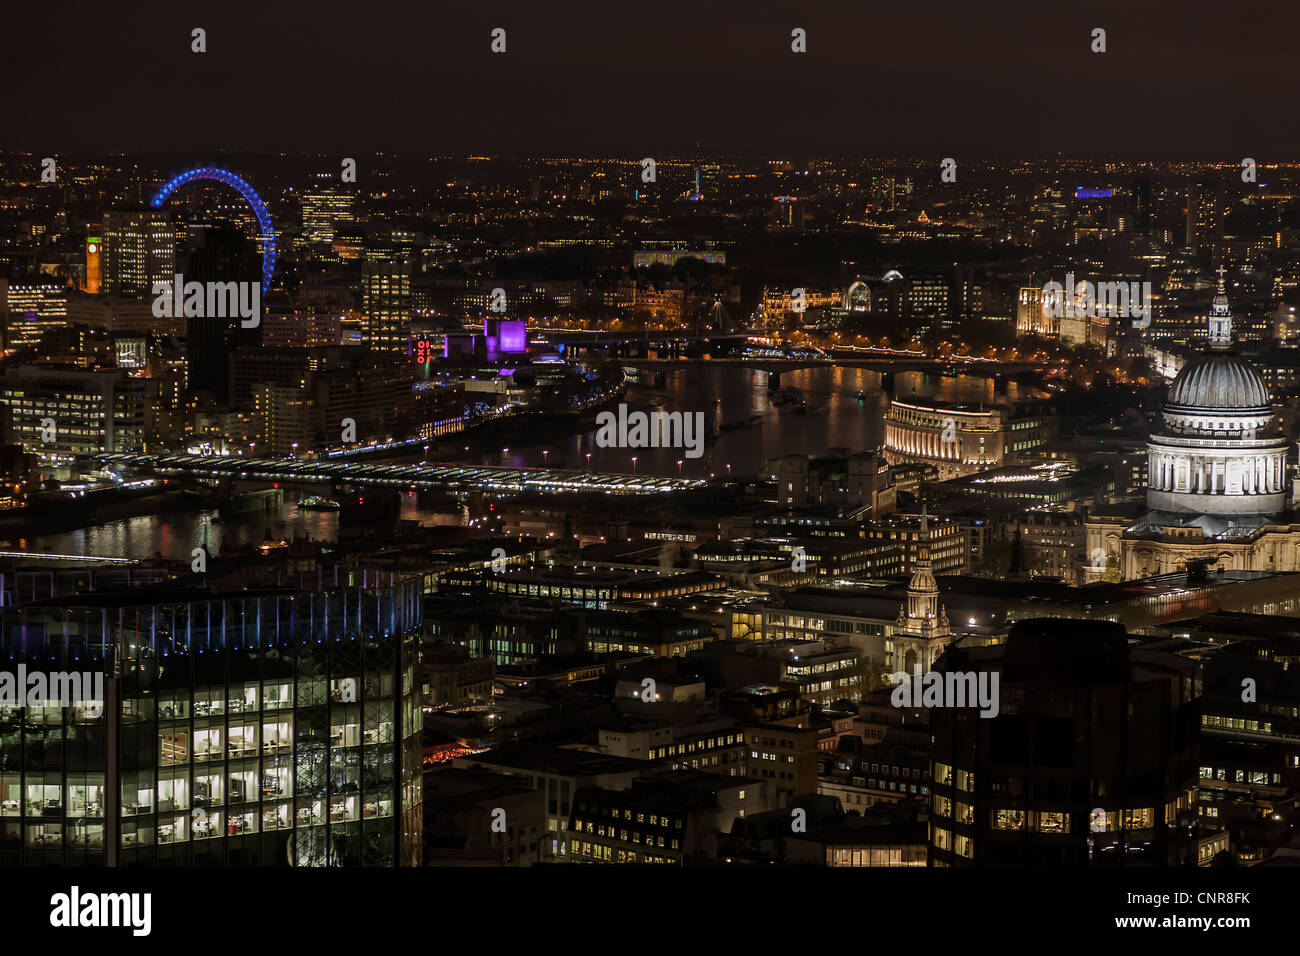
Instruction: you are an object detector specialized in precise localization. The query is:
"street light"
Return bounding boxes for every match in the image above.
[677,459,683,474]
[631,456,638,473]
[542,450,549,467]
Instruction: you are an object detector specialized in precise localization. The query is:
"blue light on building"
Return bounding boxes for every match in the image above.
[151,167,277,294]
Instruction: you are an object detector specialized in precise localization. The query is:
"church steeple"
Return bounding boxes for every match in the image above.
[1208,266,1232,351]
[898,506,946,632]
[893,504,954,674]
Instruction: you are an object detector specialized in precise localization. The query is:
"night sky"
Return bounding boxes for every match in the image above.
[4,0,1296,157]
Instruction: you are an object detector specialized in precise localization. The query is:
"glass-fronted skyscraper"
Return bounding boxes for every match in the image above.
[0,566,423,866]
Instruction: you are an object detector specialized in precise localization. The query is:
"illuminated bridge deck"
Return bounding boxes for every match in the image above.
[92,453,708,495]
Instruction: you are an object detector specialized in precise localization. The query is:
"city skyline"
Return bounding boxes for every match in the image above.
[2,7,1300,923]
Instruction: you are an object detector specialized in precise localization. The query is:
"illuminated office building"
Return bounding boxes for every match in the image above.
[0,566,424,866]
[907,272,951,331]
[101,210,174,299]
[261,307,343,349]
[362,259,412,352]
[0,280,68,351]
[1186,175,1224,254]
[300,186,357,247]
[252,382,313,456]
[0,366,154,459]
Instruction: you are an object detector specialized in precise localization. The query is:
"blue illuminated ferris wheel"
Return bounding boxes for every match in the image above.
[150,167,276,294]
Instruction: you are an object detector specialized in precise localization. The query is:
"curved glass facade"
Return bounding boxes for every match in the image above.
[0,568,423,866]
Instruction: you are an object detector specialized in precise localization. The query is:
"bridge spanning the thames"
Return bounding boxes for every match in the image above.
[622,355,1048,376]
[91,453,708,496]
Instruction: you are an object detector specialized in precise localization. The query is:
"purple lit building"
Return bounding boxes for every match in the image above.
[484,319,527,361]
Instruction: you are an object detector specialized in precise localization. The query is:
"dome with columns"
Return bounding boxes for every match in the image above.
[1166,355,1270,418]
[1146,271,1288,517]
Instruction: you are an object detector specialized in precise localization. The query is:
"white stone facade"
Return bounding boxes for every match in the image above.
[1098,274,1300,579]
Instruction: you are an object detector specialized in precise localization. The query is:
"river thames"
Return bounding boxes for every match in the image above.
[31,365,1018,562]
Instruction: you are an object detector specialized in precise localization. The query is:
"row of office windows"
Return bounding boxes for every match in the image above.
[575,806,684,828]
[571,822,681,849]
[570,841,675,864]
[651,733,742,758]
[1203,714,1273,734]
[1200,766,1282,786]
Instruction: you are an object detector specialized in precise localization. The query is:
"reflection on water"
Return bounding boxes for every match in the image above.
[32,366,1010,561]
[494,365,1015,479]
[31,494,464,564]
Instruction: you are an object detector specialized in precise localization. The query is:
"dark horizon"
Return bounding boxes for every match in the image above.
[5,149,1297,164]
[5,0,1297,157]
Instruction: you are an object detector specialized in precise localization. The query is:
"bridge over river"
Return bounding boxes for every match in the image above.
[91,453,708,496]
